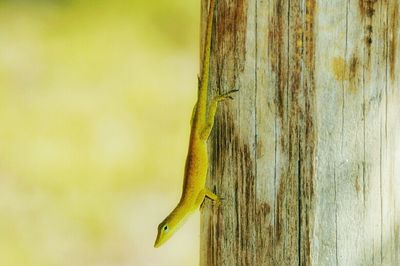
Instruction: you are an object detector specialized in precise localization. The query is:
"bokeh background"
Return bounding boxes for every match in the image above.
[0,0,200,265]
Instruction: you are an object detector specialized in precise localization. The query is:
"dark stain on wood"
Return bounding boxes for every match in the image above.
[358,0,381,19]
[349,55,359,81]
[237,139,256,266]
[359,0,378,64]
[300,2,316,264]
[349,54,360,93]
[215,0,249,90]
[204,107,260,265]
[268,0,287,122]
[269,0,317,264]
[275,174,286,242]
[260,202,271,215]
[389,1,398,81]
[284,2,304,264]
[359,0,377,18]
[304,0,316,70]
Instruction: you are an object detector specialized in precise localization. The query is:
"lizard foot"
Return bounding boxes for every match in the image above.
[215,89,239,101]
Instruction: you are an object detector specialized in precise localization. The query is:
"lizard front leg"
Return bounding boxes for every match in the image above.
[200,89,239,140]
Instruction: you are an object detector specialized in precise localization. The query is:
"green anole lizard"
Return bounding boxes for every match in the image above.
[154,0,237,248]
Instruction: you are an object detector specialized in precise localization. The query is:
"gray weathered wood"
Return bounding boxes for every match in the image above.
[200,0,400,265]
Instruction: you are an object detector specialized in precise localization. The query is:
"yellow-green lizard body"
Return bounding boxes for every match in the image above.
[154,0,237,248]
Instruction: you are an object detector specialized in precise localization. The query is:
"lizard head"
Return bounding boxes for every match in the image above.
[154,206,189,248]
[154,216,178,248]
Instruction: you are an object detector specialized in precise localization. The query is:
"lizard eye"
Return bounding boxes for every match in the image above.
[163,225,169,232]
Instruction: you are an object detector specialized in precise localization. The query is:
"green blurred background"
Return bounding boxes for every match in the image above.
[0,0,200,265]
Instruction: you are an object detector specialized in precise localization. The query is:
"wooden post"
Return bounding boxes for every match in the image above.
[200,0,400,265]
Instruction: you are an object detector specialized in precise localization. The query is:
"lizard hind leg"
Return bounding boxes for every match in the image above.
[197,188,221,210]
[200,89,239,140]
[204,189,221,206]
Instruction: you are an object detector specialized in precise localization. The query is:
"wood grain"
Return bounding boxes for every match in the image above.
[200,0,400,265]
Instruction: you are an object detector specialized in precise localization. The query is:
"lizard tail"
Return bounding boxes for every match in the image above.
[197,0,217,120]
[200,0,216,86]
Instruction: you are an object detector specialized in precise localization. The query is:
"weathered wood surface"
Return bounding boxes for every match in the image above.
[200,0,400,265]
